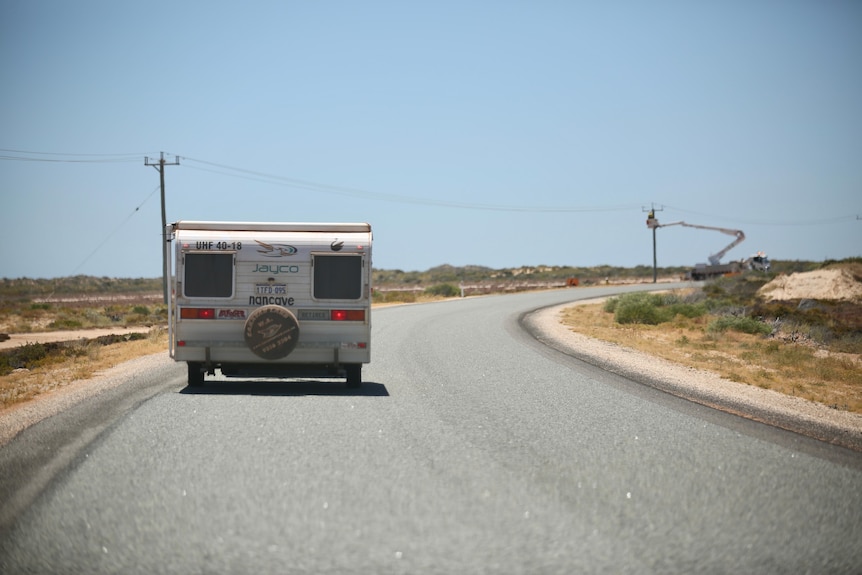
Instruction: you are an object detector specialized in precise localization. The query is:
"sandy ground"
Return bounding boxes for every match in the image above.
[758,267,862,302]
[0,327,149,350]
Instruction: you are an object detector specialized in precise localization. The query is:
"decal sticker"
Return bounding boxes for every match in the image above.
[255,240,297,257]
[253,263,300,274]
[298,310,329,321]
[194,241,242,250]
[248,296,295,306]
[217,309,246,319]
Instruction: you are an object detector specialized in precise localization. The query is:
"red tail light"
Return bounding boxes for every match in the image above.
[331,310,365,321]
[180,308,216,319]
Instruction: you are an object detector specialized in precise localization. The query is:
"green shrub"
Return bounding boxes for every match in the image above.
[0,342,50,375]
[607,292,707,325]
[667,302,708,319]
[707,316,772,335]
[48,317,83,329]
[372,290,417,304]
[614,292,672,325]
[425,283,459,297]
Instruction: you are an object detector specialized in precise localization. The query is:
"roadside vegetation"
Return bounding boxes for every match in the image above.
[0,330,166,409]
[562,266,862,413]
[0,278,167,409]
[0,276,165,334]
[372,260,820,287]
[1,261,859,413]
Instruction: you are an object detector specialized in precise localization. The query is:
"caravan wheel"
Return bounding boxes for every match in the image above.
[346,364,362,388]
[187,362,204,386]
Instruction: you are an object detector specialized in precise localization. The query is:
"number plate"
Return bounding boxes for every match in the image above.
[255,284,287,295]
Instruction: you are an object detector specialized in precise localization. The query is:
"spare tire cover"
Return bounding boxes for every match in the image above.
[244,305,300,360]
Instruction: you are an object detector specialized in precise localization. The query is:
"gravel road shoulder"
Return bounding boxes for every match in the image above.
[525,300,862,452]
[0,353,174,446]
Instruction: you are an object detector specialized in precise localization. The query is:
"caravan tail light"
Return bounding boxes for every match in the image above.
[331,310,365,321]
[180,308,216,319]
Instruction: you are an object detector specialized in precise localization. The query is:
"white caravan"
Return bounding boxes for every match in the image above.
[167,221,372,387]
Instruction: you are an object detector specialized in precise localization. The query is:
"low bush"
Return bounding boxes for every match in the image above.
[707,315,772,335]
[607,292,707,325]
[667,301,708,319]
[425,283,460,297]
[615,296,672,325]
[372,290,417,304]
[0,342,49,375]
[48,317,83,329]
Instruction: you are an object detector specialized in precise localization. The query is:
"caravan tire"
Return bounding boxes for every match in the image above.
[187,362,204,386]
[346,364,362,388]
[244,305,300,360]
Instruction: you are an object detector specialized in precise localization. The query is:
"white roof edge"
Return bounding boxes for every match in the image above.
[172,221,371,233]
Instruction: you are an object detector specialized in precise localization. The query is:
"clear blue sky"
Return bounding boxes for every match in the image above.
[2,0,860,279]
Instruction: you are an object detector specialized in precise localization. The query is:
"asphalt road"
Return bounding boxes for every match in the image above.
[2,285,861,574]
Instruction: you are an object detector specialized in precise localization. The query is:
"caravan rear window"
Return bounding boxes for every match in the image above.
[313,254,362,300]
[184,253,234,298]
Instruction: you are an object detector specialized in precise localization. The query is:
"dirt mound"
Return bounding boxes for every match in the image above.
[758,268,862,302]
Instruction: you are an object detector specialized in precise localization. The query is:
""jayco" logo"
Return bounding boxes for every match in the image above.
[253,263,300,275]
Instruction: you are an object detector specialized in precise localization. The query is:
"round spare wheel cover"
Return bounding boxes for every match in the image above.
[244,305,300,360]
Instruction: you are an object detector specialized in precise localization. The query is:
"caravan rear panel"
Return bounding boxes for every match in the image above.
[167,221,372,386]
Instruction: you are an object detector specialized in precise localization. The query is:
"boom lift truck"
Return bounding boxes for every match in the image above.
[646,213,770,280]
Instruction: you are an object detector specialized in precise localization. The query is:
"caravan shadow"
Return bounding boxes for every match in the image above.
[179,379,389,397]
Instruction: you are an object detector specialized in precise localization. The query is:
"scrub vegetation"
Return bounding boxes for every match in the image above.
[0,276,165,334]
[0,277,168,408]
[1,261,859,412]
[563,265,862,413]
[0,329,166,409]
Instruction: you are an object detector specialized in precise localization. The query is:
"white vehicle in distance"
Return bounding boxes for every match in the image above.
[167,221,372,387]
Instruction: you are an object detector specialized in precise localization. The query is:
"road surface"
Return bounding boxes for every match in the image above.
[1,285,861,573]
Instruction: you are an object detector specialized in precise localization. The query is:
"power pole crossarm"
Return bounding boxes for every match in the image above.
[145,152,180,303]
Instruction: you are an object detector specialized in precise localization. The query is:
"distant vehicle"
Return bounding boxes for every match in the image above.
[688,251,771,280]
[166,221,372,387]
[646,214,770,280]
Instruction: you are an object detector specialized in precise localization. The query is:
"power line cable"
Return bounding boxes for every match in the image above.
[68,185,161,276]
[0,148,154,163]
[661,204,858,227]
[181,156,641,213]
[3,147,856,221]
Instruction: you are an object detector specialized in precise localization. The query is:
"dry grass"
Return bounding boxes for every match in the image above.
[0,328,167,409]
[561,303,862,413]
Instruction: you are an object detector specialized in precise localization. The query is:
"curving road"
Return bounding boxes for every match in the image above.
[2,285,861,573]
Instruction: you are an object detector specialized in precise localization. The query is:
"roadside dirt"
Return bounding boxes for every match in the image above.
[0,327,147,350]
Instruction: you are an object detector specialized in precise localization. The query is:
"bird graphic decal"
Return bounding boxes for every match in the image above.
[255,240,297,257]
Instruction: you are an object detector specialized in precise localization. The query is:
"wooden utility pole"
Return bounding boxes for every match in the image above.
[643,203,664,284]
[145,152,180,303]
